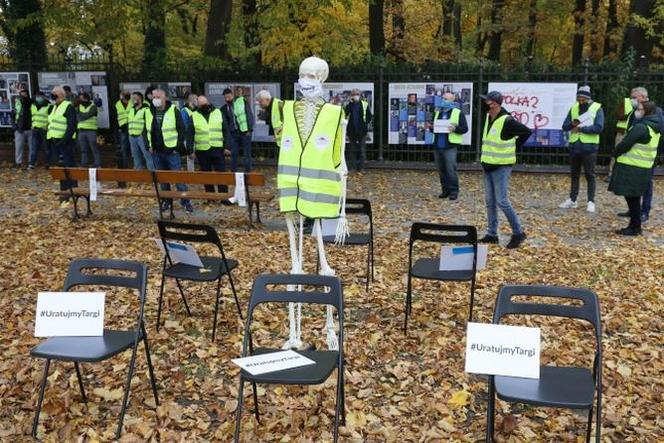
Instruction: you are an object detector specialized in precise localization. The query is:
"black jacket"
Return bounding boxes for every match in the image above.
[148,101,186,153]
[13,96,32,132]
[221,98,255,138]
[481,108,532,170]
[344,100,372,137]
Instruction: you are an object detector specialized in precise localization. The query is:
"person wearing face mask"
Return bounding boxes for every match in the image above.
[255,89,283,146]
[12,88,32,169]
[559,85,604,213]
[146,88,193,213]
[429,92,468,200]
[478,91,531,249]
[127,92,154,170]
[28,92,52,169]
[114,90,132,172]
[48,86,78,195]
[343,88,372,173]
[609,101,661,236]
[222,87,255,172]
[181,92,198,171]
[76,92,100,168]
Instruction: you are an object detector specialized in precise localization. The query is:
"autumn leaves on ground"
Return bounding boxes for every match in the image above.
[1,167,662,442]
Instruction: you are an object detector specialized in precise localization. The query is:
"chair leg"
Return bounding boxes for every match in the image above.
[227,270,243,319]
[486,378,496,442]
[31,359,51,438]
[212,277,222,341]
[370,239,375,281]
[256,202,262,224]
[85,196,92,215]
[156,274,166,331]
[586,406,594,443]
[468,277,477,322]
[142,324,159,406]
[174,279,192,316]
[333,368,343,443]
[341,368,346,425]
[252,381,260,423]
[115,346,139,439]
[74,362,87,403]
[365,243,370,292]
[234,379,246,443]
[595,389,602,443]
[404,273,412,334]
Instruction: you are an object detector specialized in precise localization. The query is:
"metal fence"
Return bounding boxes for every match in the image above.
[2,54,664,168]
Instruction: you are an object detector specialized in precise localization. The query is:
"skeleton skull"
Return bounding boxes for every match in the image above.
[299,56,329,83]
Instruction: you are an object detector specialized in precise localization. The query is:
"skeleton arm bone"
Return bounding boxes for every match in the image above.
[335,118,350,245]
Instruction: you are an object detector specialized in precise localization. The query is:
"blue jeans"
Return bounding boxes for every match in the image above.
[29,129,50,167]
[483,166,522,236]
[433,147,459,195]
[641,167,654,217]
[117,130,131,168]
[229,131,252,172]
[153,150,190,206]
[129,135,154,170]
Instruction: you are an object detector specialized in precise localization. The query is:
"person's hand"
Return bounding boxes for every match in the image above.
[188,153,195,159]
[149,148,154,154]
[448,124,456,132]
[224,149,231,156]
[571,126,580,133]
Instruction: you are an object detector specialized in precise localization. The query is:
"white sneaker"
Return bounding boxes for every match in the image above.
[587,201,596,213]
[559,198,578,209]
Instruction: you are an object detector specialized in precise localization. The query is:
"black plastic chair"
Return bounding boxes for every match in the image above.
[234,274,345,443]
[321,198,375,291]
[404,223,478,333]
[30,259,158,439]
[156,221,242,341]
[486,285,602,442]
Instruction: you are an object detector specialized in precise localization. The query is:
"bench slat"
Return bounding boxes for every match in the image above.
[50,167,155,183]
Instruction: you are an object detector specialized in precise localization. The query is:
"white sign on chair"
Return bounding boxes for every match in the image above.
[34,292,105,337]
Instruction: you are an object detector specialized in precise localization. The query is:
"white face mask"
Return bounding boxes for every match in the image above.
[352,95,360,101]
[630,98,639,109]
[298,77,323,99]
[634,110,644,119]
[152,98,163,108]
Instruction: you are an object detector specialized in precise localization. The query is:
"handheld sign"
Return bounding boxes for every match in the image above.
[465,322,541,379]
[577,111,594,128]
[154,239,204,268]
[232,350,316,376]
[35,292,105,337]
[433,119,451,133]
[439,245,488,271]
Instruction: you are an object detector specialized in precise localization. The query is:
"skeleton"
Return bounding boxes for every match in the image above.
[281,56,349,351]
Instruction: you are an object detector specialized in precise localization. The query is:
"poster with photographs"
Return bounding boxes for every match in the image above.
[388,82,473,145]
[38,72,110,128]
[120,82,192,109]
[0,72,31,127]
[204,83,282,142]
[293,82,375,143]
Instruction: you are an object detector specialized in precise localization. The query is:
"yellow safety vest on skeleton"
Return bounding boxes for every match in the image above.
[277,100,343,219]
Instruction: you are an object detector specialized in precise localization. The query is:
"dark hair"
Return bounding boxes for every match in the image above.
[63,85,71,92]
[79,92,91,100]
[132,91,143,99]
[641,100,657,116]
[223,88,233,95]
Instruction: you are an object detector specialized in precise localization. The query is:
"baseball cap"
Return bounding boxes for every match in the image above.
[480,91,503,105]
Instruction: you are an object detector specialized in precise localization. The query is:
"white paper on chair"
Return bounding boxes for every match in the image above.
[439,245,488,271]
[232,350,316,375]
[89,168,98,201]
[154,239,204,267]
[234,172,247,207]
[434,119,451,133]
[576,111,594,128]
[34,292,105,337]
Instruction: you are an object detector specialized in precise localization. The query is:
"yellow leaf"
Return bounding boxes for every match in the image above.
[448,389,471,408]
[93,387,123,402]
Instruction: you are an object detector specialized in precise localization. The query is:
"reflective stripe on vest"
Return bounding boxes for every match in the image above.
[31,104,49,129]
[481,114,516,165]
[233,96,249,132]
[569,101,602,144]
[15,99,22,123]
[146,106,178,148]
[128,106,149,136]
[617,125,660,169]
[77,104,97,130]
[616,98,632,130]
[115,100,129,127]
[192,108,224,151]
[277,100,343,218]
[47,101,72,140]
[433,108,462,144]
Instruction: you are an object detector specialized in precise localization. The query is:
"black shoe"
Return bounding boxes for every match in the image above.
[641,214,649,223]
[160,200,172,212]
[449,194,458,201]
[617,211,630,217]
[506,232,527,249]
[438,191,450,199]
[221,199,233,206]
[183,202,194,213]
[479,234,499,244]
[616,227,641,236]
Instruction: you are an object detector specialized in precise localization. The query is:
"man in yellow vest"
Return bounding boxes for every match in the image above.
[479,91,531,249]
[429,92,468,200]
[255,89,283,146]
[28,92,52,169]
[606,93,637,183]
[222,87,255,172]
[76,92,100,168]
[48,86,78,193]
[181,92,198,172]
[344,88,373,173]
[559,85,604,213]
[114,90,132,169]
[127,91,154,170]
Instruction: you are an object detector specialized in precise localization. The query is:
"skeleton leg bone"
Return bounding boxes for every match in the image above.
[282,213,304,350]
[313,219,339,350]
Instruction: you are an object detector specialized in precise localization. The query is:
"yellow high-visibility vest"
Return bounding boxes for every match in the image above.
[433,108,462,144]
[233,97,249,132]
[192,108,224,151]
[481,114,516,165]
[616,98,632,130]
[617,125,660,169]
[31,104,50,130]
[47,101,74,140]
[569,102,602,144]
[77,103,97,131]
[115,99,130,127]
[128,105,149,136]
[146,106,178,149]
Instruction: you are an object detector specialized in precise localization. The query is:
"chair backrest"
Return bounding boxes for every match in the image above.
[157,220,228,264]
[345,198,372,217]
[493,285,602,343]
[410,222,477,245]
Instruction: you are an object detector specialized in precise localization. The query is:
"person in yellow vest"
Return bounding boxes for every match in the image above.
[344,88,373,173]
[186,95,229,193]
[114,90,132,169]
[127,91,154,170]
[255,89,283,146]
[478,91,531,249]
[606,93,637,183]
[222,87,255,172]
[559,85,604,213]
[146,88,193,213]
[609,101,660,236]
[181,92,198,172]
[76,92,100,168]
[48,86,78,193]
[429,92,468,200]
[28,92,52,169]
[13,88,31,169]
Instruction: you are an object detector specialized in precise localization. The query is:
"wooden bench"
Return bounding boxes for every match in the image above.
[49,167,274,226]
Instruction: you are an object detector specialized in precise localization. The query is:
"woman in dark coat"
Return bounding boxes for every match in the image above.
[609,100,661,236]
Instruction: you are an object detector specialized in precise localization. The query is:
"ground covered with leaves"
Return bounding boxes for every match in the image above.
[1,167,662,442]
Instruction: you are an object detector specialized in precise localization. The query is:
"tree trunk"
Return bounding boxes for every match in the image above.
[603,0,619,57]
[487,0,505,61]
[243,0,260,66]
[622,0,656,62]
[452,2,462,50]
[204,0,233,58]
[369,0,385,56]
[571,0,586,66]
[390,0,405,59]
[142,0,167,72]
[0,0,47,69]
[526,0,537,58]
[589,0,601,60]
[442,0,455,36]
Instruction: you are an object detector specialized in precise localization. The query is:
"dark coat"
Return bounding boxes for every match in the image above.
[609,114,661,197]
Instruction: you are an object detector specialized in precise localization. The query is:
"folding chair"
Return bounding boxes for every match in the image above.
[486,285,602,442]
[322,198,375,291]
[234,274,345,443]
[404,223,478,333]
[157,220,242,341]
[30,259,158,439]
